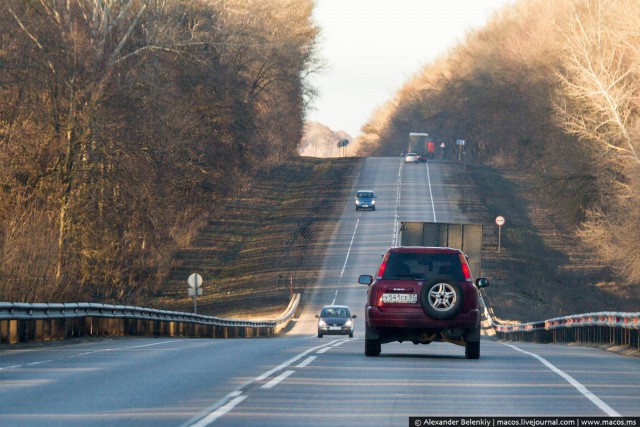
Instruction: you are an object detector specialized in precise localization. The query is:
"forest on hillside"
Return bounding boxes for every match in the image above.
[0,0,319,302]
[357,0,640,286]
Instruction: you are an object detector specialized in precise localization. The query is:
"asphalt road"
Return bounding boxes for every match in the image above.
[1,158,638,426]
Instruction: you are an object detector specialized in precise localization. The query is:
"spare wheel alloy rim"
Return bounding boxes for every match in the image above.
[428,282,457,311]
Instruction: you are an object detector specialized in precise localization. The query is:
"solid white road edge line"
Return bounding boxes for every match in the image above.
[503,343,621,417]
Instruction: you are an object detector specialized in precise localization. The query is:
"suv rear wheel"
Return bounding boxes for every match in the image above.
[365,338,381,356]
[465,340,480,359]
[420,276,464,320]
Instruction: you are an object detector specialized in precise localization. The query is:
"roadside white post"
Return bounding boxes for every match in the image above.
[188,273,203,314]
[495,216,505,252]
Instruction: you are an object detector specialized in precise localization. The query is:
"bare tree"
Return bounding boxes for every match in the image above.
[555,0,640,165]
[554,0,640,283]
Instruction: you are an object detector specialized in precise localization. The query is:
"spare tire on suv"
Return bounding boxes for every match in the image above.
[420,276,464,320]
[358,247,489,359]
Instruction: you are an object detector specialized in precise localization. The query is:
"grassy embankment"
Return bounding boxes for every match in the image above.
[153,157,362,318]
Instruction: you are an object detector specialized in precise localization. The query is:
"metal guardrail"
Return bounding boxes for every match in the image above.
[481,296,640,351]
[0,294,300,345]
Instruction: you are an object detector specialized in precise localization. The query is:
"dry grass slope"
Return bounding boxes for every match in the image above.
[153,157,361,318]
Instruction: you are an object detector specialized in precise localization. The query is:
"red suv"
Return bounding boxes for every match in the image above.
[358,247,489,359]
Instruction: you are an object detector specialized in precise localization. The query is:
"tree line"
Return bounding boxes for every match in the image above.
[0,0,319,302]
[357,0,640,285]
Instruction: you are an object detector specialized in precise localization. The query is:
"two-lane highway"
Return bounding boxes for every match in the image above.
[1,157,638,426]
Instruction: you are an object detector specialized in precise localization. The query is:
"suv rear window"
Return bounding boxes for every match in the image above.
[382,251,464,281]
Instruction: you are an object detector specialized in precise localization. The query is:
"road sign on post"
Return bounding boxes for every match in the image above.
[495,216,505,252]
[188,273,203,314]
[456,139,466,161]
[337,139,349,157]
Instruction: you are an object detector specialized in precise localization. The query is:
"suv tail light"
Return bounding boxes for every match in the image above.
[370,286,384,307]
[459,253,472,282]
[376,252,390,279]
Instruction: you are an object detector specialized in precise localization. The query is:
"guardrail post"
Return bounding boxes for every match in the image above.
[65,318,74,338]
[97,318,104,336]
[41,319,50,341]
[0,320,8,344]
[20,320,31,343]
[126,318,133,336]
[8,320,19,344]
[87,317,94,336]
[33,320,43,342]
[46,319,54,341]
[53,319,58,340]
[158,321,165,337]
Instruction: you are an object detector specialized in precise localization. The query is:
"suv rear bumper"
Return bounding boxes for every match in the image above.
[366,306,480,329]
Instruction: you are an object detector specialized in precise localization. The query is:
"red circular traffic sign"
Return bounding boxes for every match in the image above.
[495,216,505,226]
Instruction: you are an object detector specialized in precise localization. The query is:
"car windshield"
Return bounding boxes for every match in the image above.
[382,252,464,281]
[357,192,373,198]
[321,307,349,317]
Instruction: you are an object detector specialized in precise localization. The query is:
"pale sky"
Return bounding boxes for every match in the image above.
[310,0,514,137]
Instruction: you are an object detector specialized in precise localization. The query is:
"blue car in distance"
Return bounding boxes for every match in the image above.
[355,190,376,211]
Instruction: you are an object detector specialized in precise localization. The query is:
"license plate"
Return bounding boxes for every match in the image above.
[329,326,341,331]
[382,293,417,303]
[361,204,369,208]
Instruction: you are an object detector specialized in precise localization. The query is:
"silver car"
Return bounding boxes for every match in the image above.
[316,305,356,338]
